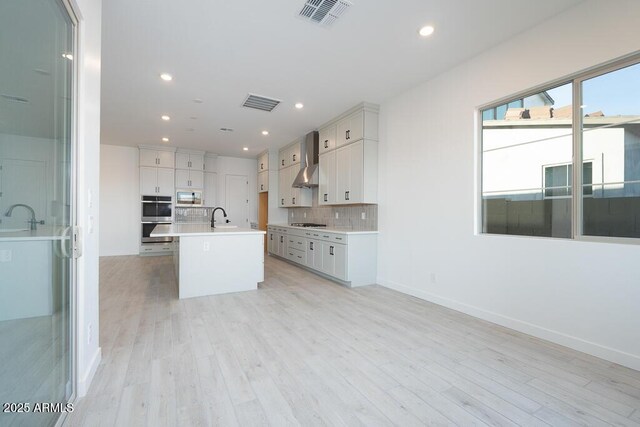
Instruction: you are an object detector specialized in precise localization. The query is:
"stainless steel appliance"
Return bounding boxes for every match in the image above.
[141,195,173,246]
[292,131,319,188]
[290,223,326,227]
[141,195,172,222]
[176,190,203,207]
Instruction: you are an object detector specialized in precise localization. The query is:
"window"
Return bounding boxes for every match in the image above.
[480,56,640,240]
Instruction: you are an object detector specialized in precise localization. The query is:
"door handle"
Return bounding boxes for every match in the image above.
[292,197,295,204]
[261,184,263,191]
[345,191,350,200]
[281,198,284,205]
[324,194,327,202]
[261,163,263,170]
[346,130,350,140]
[310,242,313,250]
[282,159,285,166]
[293,154,296,162]
[270,234,273,240]
[324,140,328,148]
[330,246,334,256]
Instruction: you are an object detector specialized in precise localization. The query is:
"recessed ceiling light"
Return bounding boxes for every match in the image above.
[190,116,197,120]
[160,73,173,81]
[193,98,203,104]
[161,115,170,121]
[262,130,269,136]
[186,128,195,132]
[243,147,249,151]
[162,137,169,142]
[419,25,435,37]
[62,53,73,60]
[295,103,304,109]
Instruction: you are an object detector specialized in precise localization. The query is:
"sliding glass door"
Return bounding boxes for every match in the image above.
[0,0,76,426]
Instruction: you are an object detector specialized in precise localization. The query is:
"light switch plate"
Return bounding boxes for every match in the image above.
[335,212,339,219]
[203,242,210,251]
[361,212,366,220]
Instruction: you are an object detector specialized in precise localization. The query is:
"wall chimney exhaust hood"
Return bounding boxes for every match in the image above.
[292,131,319,188]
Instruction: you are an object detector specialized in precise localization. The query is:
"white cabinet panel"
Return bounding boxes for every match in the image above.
[140,167,158,195]
[156,168,175,196]
[319,124,337,154]
[258,152,269,172]
[176,169,203,189]
[175,152,190,170]
[335,140,376,204]
[258,170,268,193]
[278,166,289,207]
[157,151,175,168]
[319,151,336,205]
[332,243,347,281]
[190,154,204,171]
[190,170,204,188]
[139,149,159,167]
[175,169,190,188]
[336,144,351,204]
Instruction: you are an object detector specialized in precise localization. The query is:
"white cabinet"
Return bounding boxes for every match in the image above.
[258,152,269,173]
[140,166,175,196]
[176,152,204,171]
[140,148,175,168]
[319,124,337,154]
[278,165,311,207]
[258,170,268,193]
[278,141,302,169]
[268,226,375,286]
[318,151,336,205]
[175,169,204,189]
[203,172,217,207]
[335,109,378,148]
[334,140,377,204]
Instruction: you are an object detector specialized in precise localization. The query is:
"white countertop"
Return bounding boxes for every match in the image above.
[0,226,69,242]
[151,223,265,237]
[267,224,378,235]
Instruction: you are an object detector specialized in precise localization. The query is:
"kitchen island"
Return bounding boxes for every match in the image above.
[151,224,265,299]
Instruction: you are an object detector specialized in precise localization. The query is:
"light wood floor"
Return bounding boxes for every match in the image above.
[66,255,640,426]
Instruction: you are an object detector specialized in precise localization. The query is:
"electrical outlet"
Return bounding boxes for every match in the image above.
[203,242,210,251]
[291,211,294,217]
[361,212,366,220]
[303,212,307,218]
[335,212,339,219]
[87,323,92,344]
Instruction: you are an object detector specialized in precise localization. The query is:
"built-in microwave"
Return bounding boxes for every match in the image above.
[176,190,203,207]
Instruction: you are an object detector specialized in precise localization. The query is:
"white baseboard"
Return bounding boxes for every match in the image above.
[378,278,640,371]
[77,346,101,397]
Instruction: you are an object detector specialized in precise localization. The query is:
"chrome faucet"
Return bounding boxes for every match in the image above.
[210,207,228,228]
[5,204,43,230]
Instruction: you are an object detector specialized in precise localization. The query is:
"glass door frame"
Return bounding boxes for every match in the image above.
[56,0,79,425]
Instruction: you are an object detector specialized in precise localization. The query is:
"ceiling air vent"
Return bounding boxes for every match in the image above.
[242,94,281,112]
[298,0,352,26]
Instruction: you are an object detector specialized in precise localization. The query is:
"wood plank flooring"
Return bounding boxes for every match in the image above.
[65,255,640,426]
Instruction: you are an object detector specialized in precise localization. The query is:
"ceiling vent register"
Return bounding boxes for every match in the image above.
[298,0,352,26]
[242,94,281,112]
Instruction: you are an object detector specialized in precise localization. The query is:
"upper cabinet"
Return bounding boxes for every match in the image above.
[335,108,378,148]
[175,151,204,171]
[278,139,302,169]
[319,124,337,154]
[139,148,175,168]
[258,151,269,173]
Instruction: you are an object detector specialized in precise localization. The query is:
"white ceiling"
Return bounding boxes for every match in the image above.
[101,0,583,158]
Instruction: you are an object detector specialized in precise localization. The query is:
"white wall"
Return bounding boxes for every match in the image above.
[378,0,640,370]
[74,0,102,396]
[99,145,139,256]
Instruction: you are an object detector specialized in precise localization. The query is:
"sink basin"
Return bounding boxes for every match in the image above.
[0,228,29,233]
[214,225,238,229]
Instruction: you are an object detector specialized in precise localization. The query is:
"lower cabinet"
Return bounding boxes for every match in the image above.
[267,225,376,286]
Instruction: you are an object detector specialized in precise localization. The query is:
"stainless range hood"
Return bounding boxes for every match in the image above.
[292,131,319,188]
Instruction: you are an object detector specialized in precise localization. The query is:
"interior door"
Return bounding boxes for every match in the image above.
[225,174,248,226]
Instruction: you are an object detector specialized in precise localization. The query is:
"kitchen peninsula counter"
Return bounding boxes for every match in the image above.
[151,224,265,299]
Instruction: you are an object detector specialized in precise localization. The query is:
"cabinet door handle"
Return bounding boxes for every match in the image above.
[270,234,273,241]
[324,193,328,202]
[330,246,334,256]
[324,140,328,148]
[281,198,284,205]
[346,130,350,140]
[260,163,263,170]
[292,197,296,205]
[280,236,283,243]
[345,191,350,201]
[282,159,285,166]
[261,184,263,191]
[310,242,313,250]
[293,154,296,162]
[156,158,159,165]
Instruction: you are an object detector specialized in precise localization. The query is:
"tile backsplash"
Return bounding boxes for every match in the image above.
[288,202,377,230]
[174,207,214,223]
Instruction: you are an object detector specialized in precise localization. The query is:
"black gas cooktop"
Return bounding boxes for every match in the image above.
[290,223,327,228]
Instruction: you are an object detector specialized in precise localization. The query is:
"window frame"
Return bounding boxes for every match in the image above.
[476,51,640,244]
